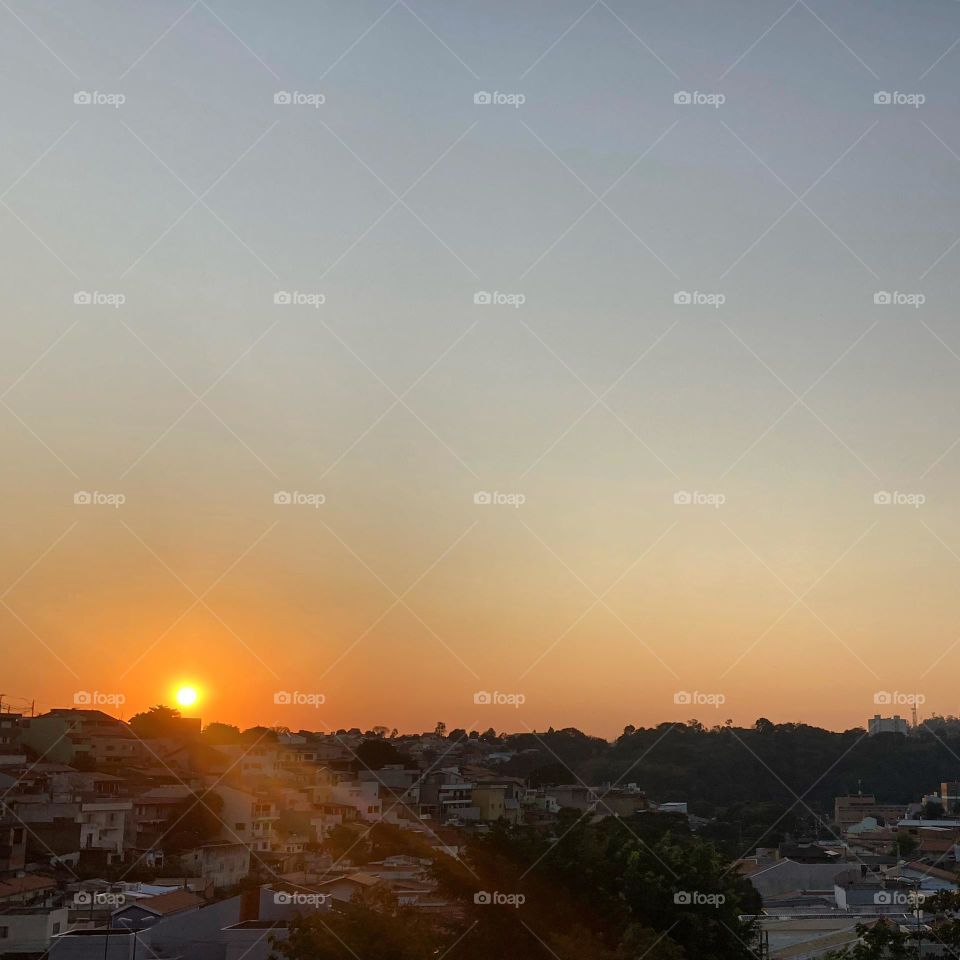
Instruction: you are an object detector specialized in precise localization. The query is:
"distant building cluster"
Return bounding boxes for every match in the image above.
[735,782,960,957]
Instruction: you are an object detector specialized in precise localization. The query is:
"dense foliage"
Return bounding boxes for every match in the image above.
[499,719,960,809]
[276,815,760,960]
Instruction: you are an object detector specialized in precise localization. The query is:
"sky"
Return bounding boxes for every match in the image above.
[2,0,960,738]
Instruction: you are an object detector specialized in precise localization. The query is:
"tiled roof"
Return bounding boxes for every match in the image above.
[117,888,203,916]
[0,876,57,899]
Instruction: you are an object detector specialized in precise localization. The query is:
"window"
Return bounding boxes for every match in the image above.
[235,823,245,831]
[0,927,8,939]
[12,829,23,843]
[53,922,61,934]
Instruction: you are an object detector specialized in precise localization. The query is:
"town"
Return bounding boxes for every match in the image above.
[1,705,960,957]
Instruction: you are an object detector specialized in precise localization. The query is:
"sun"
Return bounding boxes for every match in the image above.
[175,685,199,708]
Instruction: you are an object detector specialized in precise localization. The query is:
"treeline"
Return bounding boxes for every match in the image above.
[499,719,960,810]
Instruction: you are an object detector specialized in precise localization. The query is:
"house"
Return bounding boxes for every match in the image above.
[316,872,382,902]
[0,906,70,955]
[50,928,155,958]
[550,785,600,812]
[0,714,23,753]
[834,795,907,832]
[78,794,132,864]
[180,842,251,889]
[888,861,959,892]
[20,710,140,767]
[0,819,27,872]
[110,888,204,931]
[0,876,58,907]
[215,786,281,854]
[737,856,854,900]
[131,785,192,849]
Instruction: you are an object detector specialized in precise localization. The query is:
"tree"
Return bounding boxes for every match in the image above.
[893,831,918,857]
[356,738,407,770]
[129,705,182,739]
[202,722,240,745]
[240,726,277,743]
[323,824,370,864]
[435,721,447,738]
[273,886,443,960]
[163,791,224,854]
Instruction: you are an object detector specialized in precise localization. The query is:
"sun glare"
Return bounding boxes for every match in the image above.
[175,685,199,708]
